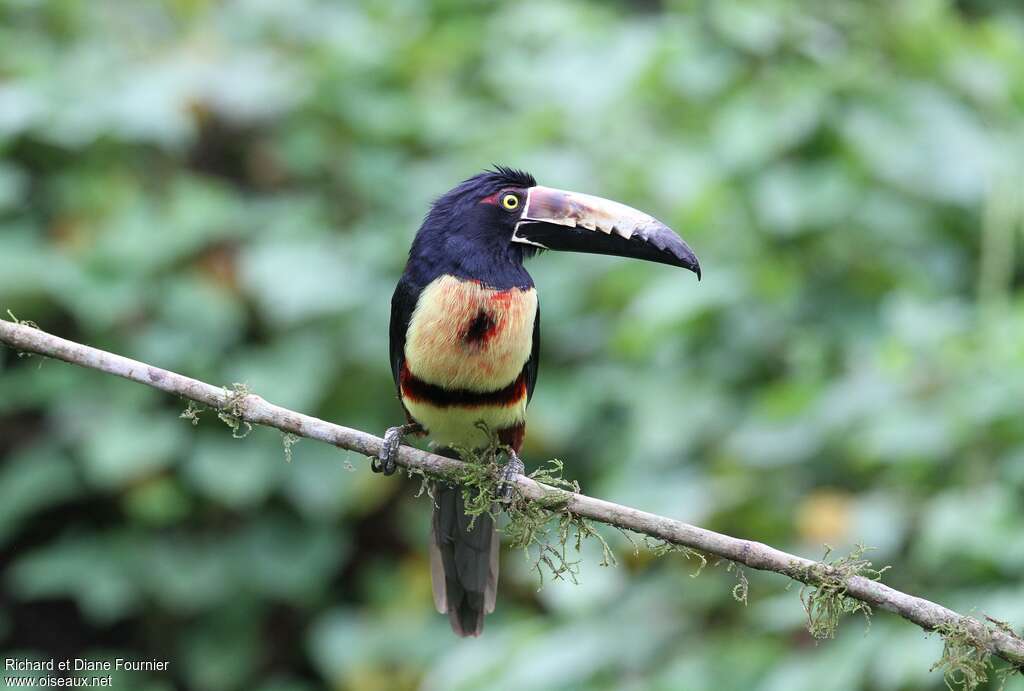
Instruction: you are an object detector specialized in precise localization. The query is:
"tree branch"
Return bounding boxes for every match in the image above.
[2,318,1023,671]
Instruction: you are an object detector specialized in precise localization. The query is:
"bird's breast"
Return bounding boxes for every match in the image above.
[404,274,537,392]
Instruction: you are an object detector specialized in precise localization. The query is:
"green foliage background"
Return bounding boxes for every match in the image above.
[2,1,1024,689]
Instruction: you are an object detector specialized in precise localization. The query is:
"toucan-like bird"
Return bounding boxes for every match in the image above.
[375,167,700,636]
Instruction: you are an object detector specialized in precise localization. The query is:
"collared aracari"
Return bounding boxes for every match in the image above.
[375,167,700,636]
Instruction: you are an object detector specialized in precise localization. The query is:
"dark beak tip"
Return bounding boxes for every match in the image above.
[689,252,702,280]
[671,241,701,281]
[648,223,701,280]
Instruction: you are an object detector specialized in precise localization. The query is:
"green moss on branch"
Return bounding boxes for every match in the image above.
[794,544,890,640]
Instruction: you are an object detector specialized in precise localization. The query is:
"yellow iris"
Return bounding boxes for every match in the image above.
[501,194,519,210]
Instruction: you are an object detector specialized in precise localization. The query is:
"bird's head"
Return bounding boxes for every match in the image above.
[414,166,701,282]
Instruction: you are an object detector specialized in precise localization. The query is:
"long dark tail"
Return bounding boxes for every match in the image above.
[430,476,499,637]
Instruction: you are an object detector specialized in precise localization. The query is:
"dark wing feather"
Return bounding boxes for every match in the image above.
[525,303,540,402]
[389,275,420,392]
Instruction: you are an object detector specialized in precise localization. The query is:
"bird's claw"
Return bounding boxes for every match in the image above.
[497,452,525,503]
[373,424,418,475]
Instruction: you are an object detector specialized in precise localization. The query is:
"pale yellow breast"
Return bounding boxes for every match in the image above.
[404,275,537,392]
[402,399,528,450]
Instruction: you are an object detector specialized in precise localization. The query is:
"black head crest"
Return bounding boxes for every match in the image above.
[484,165,536,189]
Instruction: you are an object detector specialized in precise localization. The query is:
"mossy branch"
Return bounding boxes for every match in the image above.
[2,318,1023,682]
[447,446,616,585]
[794,544,889,640]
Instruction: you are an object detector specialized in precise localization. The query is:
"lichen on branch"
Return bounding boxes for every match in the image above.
[217,382,253,439]
[793,544,890,640]
[442,437,614,586]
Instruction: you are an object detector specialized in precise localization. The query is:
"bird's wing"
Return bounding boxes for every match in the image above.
[389,275,420,393]
[525,302,540,403]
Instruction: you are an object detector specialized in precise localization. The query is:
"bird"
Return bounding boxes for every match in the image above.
[375,166,700,636]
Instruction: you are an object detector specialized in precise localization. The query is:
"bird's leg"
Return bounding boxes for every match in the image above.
[372,423,422,475]
[497,450,525,503]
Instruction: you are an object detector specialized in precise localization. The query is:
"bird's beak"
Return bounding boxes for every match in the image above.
[512,185,701,278]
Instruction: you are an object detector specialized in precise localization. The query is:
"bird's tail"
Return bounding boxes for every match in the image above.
[429,459,499,637]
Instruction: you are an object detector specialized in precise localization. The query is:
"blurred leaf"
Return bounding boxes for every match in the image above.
[0,442,79,544]
[180,603,260,691]
[9,535,142,623]
[239,239,372,327]
[234,517,347,603]
[184,434,281,509]
[78,409,186,488]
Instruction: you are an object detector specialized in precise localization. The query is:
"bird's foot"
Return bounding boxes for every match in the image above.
[497,451,525,503]
[372,423,421,475]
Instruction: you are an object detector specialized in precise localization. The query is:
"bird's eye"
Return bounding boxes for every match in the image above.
[501,193,519,211]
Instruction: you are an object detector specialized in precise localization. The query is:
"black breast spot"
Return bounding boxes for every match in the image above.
[462,310,496,344]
